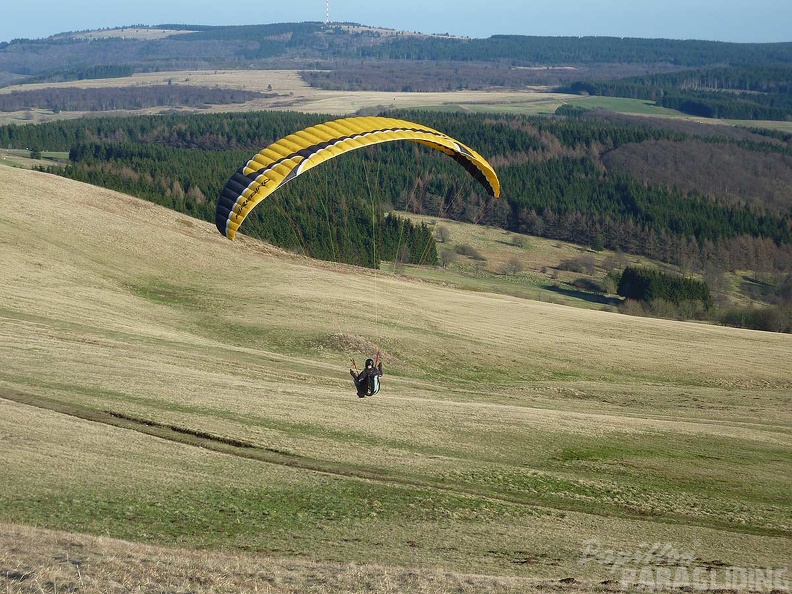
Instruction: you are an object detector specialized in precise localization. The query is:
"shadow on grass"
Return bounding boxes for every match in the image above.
[544,284,622,306]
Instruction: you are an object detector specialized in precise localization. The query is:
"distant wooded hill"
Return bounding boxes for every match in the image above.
[5,23,790,75]
[2,23,791,120]
[0,85,270,112]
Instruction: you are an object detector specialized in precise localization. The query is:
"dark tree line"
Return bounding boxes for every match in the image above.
[0,85,269,112]
[618,267,713,308]
[22,64,136,84]
[658,92,792,121]
[299,60,660,93]
[358,35,792,67]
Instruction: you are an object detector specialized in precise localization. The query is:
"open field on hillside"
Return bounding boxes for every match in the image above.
[1,148,68,169]
[735,119,792,133]
[386,216,624,309]
[1,166,790,592]
[0,69,571,125]
[566,97,685,117]
[566,96,792,132]
[383,215,779,314]
[65,27,198,41]
[4,68,789,134]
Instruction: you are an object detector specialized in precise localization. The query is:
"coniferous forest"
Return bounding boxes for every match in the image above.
[4,26,792,120]
[3,109,789,275]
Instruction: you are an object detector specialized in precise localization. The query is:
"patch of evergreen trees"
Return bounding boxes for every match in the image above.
[0,85,267,112]
[24,64,136,85]
[617,267,713,309]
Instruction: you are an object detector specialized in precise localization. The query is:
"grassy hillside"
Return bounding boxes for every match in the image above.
[1,166,790,592]
[387,214,790,318]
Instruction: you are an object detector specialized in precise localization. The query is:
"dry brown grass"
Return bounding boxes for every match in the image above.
[1,166,790,591]
[0,152,41,169]
[0,68,571,125]
[0,524,546,594]
[1,165,789,449]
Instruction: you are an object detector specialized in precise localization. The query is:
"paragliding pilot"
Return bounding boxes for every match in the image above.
[350,355,383,398]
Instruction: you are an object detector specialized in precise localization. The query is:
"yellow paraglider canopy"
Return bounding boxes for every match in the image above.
[216,115,501,239]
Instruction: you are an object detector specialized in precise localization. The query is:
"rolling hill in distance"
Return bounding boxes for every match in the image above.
[1,20,791,594]
[1,21,792,127]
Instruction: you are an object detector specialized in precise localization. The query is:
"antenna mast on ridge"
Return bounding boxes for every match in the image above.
[325,0,330,25]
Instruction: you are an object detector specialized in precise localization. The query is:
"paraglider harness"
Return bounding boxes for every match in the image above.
[351,353,382,397]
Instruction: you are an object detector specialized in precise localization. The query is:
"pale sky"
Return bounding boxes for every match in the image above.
[2,0,790,44]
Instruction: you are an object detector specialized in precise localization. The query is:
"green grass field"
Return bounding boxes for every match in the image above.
[1,148,70,169]
[564,96,680,116]
[1,166,790,593]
